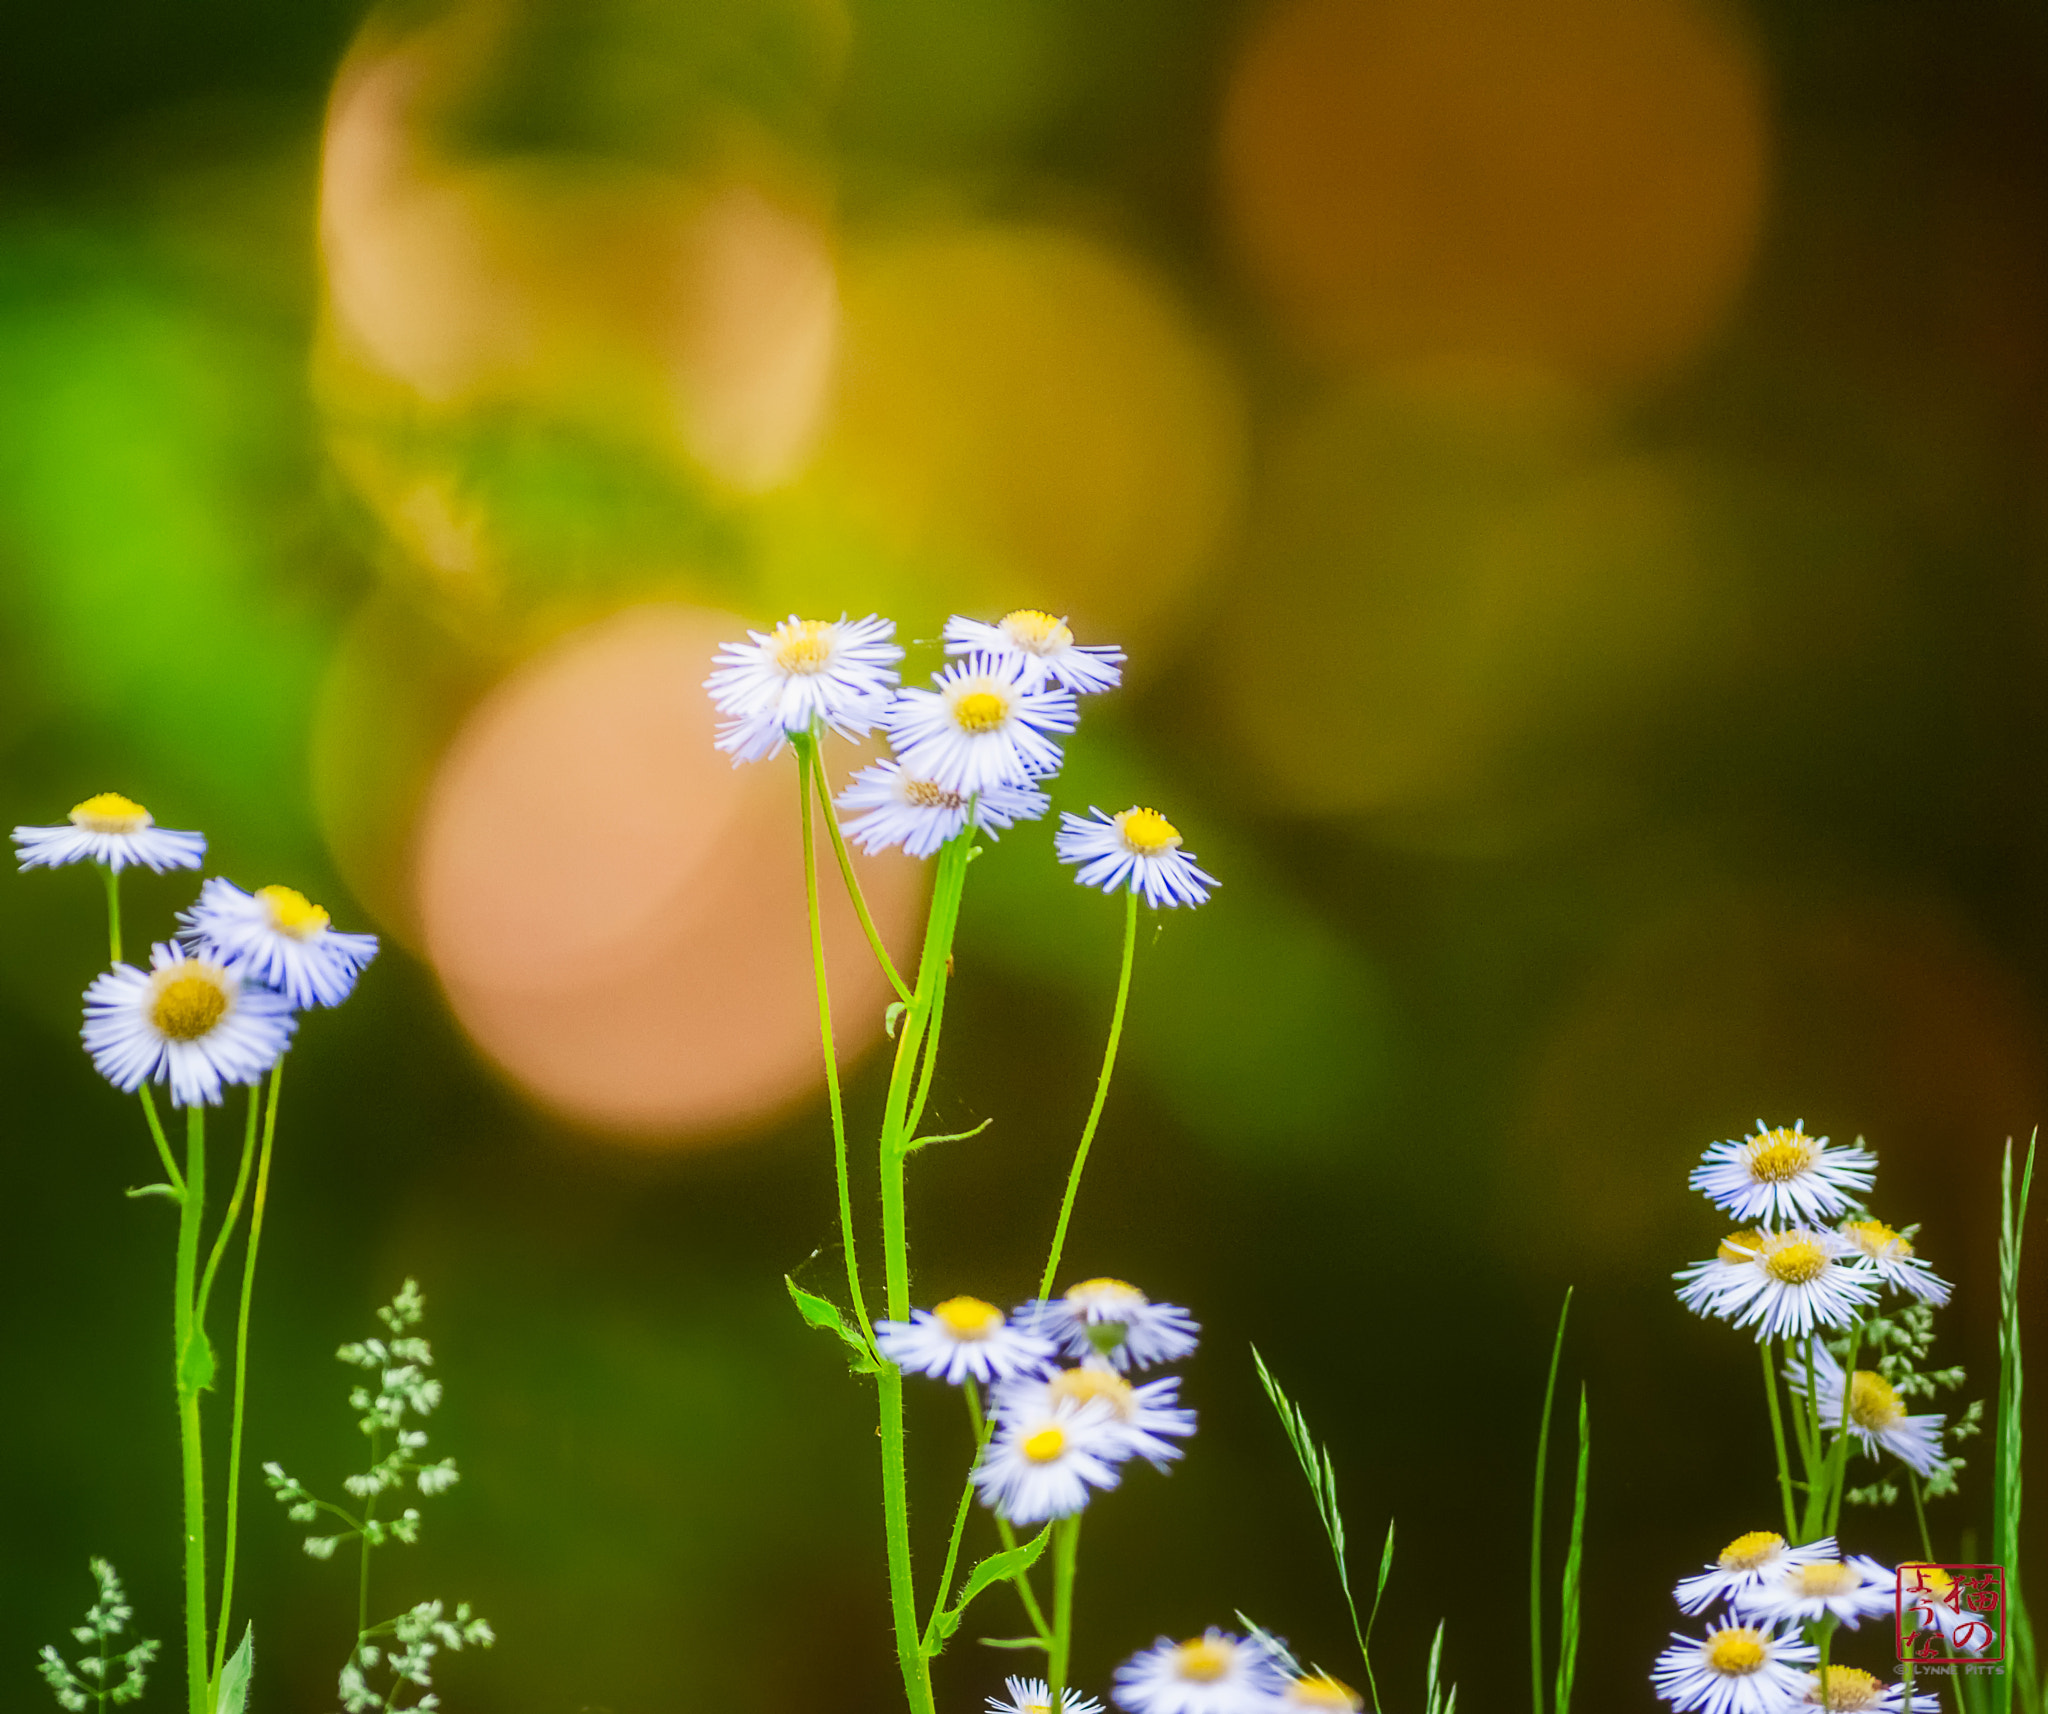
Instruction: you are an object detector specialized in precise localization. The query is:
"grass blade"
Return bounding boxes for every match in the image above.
[1554,1386,1590,1714]
[1996,1134,2036,1714]
[1424,1619,1457,1714]
[1531,1289,1573,1714]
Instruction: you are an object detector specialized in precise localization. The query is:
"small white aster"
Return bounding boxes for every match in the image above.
[1651,1623,1819,1714]
[14,793,206,874]
[179,877,379,1009]
[705,615,902,764]
[834,761,1049,859]
[1674,1532,1841,1616]
[1113,1631,1291,1714]
[1721,1229,1878,1342]
[1789,1346,1946,1477]
[943,610,1125,695]
[884,652,1078,796]
[973,1392,1122,1524]
[995,1361,1196,1471]
[1675,1230,1770,1323]
[1837,1219,1951,1306]
[1055,807,1217,909]
[1690,1122,1876,1226]
[83,942,297,1108]
[875,1297,1056,1386]
[1734,1555,1897,1630]
[1801,1667,1939,1712]
[989,1678,1107,1714]
[1026,1279,1200,1373]
[1898,1566,1996,1657]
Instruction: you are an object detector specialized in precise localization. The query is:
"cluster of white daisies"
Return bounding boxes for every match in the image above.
[12,794,378,1106]
[704,610,1217,909]
[985,1631,1367,1714]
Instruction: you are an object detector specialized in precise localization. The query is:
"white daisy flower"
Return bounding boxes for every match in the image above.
[834,761,1049,859]
[1690,1122,1876,1226]
[83,943,297,1108]
[1113,1631,1292,1714]
[1651,1623,1819,1714]
[1674,1532,1841,1616]
[1722,1229,1878,1342]
[1838,1219,1951,1306]
[1898,1566,1996,1657]
[875,1297,1056,1387]
[1055,808,1217,909]
[705,615,903,764]
[13,793,206,874]
[943,610,1125,695]
[178,877,380,1009]
[988,1677,1107,1714]
[1734,1555,1897,1629]
[883,653,1078,796]
[1675,1230,1769,1323]
[995,1361,1196,1471]
[1789,1346,1946,1477]
[1280,1675,1363,1714]
[973,1392,1122,1524]
[1027,1279,1200,1372]
[1801,1667,1939,1712]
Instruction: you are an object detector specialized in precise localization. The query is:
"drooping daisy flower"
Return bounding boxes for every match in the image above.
[988,1676,1108,1714]
[1722,1229,1879,1341]
[1651,1623,1819,1714]
[1801,1667,1939,1713]
[995,1361,1196,1470]
[1897,1566,1996,1657]
[876,1297,1056,1387]
[884,653,1078,796]
[1027,1279,1200,1372]
[973,1393,1122,1523]
[1789,1346,1946,1477]
[834,762,1049,859]
[1734,1555,1896,1629]
[1113,1631,1292,1714]
[1675,1230,1768,1323]
[1690,1123,1876,1226]
[13,793,206,874]
[705,615,903,764]
[1838,1219,1952,1306]
[178,878,379,1009]
[1055,808,1217,909]
[1280,1675,1363,1714]
[1674,1533,1841,1616]
[943,610,1125,695]
[83,943,297,1108]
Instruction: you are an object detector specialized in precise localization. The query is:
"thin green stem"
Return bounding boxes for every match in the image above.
[173,1106,209,1714]
[138,1087,186,1198]
[213,1063,283,1684]
[1531,1290,1572,1714]
[100,863,123,964]
[924,1383,997,1648]
[358,1425,377,1644]
[1048,1513,1082,1714]
[1759,1339,1798,1540]
[797,737,876,1350]
[878,1368,930,1714]
[810,739,914,1005]
[993,1514,1054,1640]
[1037,888,1139,1302]
[195,1088,258,1330]
[1909,1471,1935,1563]
[1823,1328,1862,1540]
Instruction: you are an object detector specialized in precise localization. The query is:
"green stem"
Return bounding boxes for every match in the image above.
[1823,1328,1862,1540]
[878,1368,930,1714]
[1036,888,1139,1302]
[810,737,914,1005]
[1759,1339,1798,1540]
[994,1514,1054,1640]
[1531,1290,1572,1714]
[1048,1513,1082,1714]
[100,863,123,964]
[213,1063,282,1684]
[358,1425,377,1644]
[796,737,876,1351]
[139,1087,186,1198]
[194,1089,258,1331]
[173,1106,209,1714]
[924,1383,996,1648]
[1909,1471,1935,1563]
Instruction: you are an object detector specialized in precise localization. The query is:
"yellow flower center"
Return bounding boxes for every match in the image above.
[933,1297,1003,1340]
[1747,1130,1817,1181]
[1763,1240,1828,1284]
[1049,1366,1136,1419]
[151,970,230,1041]
[1288,1675,1363,1712]
[1022,1426,1066,1463]
[1173,1640,1232,1682]
[1910,1567,1954,1598]
[1706,1629,1768,1677]
[1000,609,1074,653]
[953,690,1010,732]
[1814,1668,1883,1711]
[1848,1369,1904,1431]
[1843,1219,1911,1260]
[1718,1230,1764,1264]
[772,619,833,674]
[1067,1277,1142,1312]
[1718,1530,1785,1571]
[258,884,330,940]
[69,793,152,834]
[904,779,966,811]
[1116,808,1182,854]
[1793,1561,1858,1597]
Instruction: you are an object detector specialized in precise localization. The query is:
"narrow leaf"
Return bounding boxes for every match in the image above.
[785,1277,878,1375]
[124,1183,181,1202]
[213,1624,253,1714]
[978,1637,1051,1652]
[1531,1288,1573,1714]
[178,1328,217,1395]
[1554,1388,1590,1714]
[907,1118,995,1154]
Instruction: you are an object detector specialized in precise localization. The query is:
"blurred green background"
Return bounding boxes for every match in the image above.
[2,0,2044,1709]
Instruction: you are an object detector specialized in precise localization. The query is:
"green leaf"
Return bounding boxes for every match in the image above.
[178,1328,216,1395]
[885,1002,907,1038]
[212,1624,253,1714]
[906,1118,994,1153]
[977,1637,1051,1652]
[1531,1289,1573,1714]
[785,1277,878,1375]
[1553,1388,1590,1714]
[926,1530,1052,1656]
[123,1183,181,1202]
